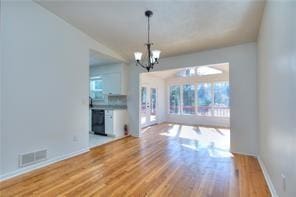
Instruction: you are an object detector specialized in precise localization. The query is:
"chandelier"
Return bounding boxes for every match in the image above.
[134,10,161,72]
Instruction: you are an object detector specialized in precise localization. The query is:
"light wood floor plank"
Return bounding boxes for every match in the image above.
[0,123,270,197]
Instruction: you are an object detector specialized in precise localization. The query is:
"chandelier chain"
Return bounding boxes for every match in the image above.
[148,16,150,44]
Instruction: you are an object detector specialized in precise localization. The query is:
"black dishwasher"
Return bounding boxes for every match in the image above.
[91,109,107,136]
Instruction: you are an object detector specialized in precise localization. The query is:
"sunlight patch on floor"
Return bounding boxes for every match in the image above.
[208,148,233,158]
[178,125,200,139]
[181,143,200,151]
[161,124,232,158]
[142,126,152,133]
[159,124,180,137]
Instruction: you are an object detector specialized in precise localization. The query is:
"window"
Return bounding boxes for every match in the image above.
[182,84,195,114]
[213,82,230,117]
[176,67,195,77]
[214,82,229,106]
[150,88,157,116]
[197,83,212,116]
[150,88,157,122]
[176,65,224,78]
[141,87,147,112]
[169,86,181,114]
[90,77,103,100]
[168,81,229,117]
[196,66,222,76]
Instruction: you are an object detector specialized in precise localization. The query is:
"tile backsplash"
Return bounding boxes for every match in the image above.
[107,95,127,106]
[92,95,127,106]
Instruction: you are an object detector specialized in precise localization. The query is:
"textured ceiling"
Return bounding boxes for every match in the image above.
[37,0,265,61]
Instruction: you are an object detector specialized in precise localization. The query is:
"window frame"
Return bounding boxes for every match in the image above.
[168,84,182,115]
[167,80,229,118]
[90,76,104,100]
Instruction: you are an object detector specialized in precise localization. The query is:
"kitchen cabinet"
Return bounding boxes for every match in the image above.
[104,110,113,135]
[104,109,128,137]
[90,63,128,97]
[102,73,121,95]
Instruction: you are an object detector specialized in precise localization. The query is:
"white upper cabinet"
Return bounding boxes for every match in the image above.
[102,72,121,95]
[90,63,128,96]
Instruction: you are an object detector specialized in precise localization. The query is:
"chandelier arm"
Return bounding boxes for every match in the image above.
[136,61,147,69]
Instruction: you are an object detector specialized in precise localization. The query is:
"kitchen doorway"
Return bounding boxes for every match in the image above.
[141,85,158,128]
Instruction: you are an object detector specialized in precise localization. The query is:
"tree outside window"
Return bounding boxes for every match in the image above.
[183,84,195,114]
[213,82,230,117]
[169,86,181,114]
[197,83,212,116]
[214,82,229,107]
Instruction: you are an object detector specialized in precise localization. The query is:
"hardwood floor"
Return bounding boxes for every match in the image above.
[0,123,270,197]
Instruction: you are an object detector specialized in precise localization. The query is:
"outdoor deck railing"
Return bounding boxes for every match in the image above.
[169,105,230,117]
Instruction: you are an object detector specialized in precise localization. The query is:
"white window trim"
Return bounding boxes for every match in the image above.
[168,80,229,118]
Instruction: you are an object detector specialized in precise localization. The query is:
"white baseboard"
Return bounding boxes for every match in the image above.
[0,148,90,181]
[257,157,278,197]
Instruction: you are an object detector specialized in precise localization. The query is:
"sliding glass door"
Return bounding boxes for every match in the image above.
[141,86,158,128]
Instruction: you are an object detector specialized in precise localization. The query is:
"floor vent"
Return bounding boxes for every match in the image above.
[19,150,47,167]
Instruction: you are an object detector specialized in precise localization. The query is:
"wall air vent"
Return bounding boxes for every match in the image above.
[19,149,47,167]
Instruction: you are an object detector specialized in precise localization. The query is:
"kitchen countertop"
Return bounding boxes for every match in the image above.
[90,105,127,110]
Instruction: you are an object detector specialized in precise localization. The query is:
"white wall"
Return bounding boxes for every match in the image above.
[0,2,3,174]
[128,43,258,155]
[140,74,166,125]
[166,71,230,127]
[257,1,296,196]
[0,1,123,179]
